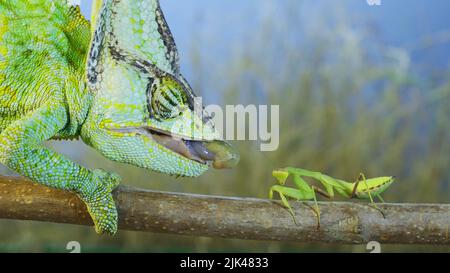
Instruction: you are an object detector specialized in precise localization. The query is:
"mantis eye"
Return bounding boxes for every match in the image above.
[149,76,187,120]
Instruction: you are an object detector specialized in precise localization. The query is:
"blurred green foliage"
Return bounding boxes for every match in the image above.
[1,1,449,252]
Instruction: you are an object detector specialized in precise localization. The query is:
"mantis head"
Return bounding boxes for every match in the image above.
[272,169,290,185]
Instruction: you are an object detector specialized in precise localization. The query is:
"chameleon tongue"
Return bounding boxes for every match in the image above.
[140,127,239,168]
[189,141,216,161]
[192,140,240,169]
[151,133,203,163]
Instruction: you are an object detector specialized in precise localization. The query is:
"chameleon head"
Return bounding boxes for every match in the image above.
[82,64,239,177]
[81,0,239,177]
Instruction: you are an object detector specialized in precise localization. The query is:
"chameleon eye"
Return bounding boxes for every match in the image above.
[150,76,187,120]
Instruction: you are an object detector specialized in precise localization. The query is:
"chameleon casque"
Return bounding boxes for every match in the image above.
[0,0,239,234]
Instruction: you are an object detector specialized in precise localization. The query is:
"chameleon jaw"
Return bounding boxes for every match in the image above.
[106,126,221,166]
[142,127,216,165]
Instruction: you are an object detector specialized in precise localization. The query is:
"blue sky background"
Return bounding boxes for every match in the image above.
[80,0,450,71]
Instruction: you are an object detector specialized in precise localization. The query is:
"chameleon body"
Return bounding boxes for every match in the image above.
[0,0,239,234]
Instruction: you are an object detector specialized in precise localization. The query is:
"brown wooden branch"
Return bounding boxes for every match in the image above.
[0,175,449,244]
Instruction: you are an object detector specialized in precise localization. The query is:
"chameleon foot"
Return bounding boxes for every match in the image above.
[78,170,121,235]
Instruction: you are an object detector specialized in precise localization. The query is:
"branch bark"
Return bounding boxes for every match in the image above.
[0,175,449,244]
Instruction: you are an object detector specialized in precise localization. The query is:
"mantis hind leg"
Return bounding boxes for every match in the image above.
[376,194,385,203]
[357,173,386,219]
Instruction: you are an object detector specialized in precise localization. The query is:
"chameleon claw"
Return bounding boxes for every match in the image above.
[87,193,118,235]
[78,169,121,235]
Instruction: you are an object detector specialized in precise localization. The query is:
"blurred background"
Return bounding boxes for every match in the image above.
[1,0,450,252]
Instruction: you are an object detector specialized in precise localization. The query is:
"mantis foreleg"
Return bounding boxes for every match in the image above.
[269,177,321,228]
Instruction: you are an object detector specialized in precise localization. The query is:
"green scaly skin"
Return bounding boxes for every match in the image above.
[0,0,239,235]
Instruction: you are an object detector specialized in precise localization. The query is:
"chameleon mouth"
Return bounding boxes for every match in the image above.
[110,127,239,169]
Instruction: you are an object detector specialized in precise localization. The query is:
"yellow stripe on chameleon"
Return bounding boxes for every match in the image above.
[0,15,8,58]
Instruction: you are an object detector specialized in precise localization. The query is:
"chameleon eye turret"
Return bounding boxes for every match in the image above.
[148,75,188,120]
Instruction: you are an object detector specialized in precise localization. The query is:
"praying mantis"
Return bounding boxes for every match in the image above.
[269,167,395,228]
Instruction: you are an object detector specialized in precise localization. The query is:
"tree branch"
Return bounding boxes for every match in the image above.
[0,175,449,244]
